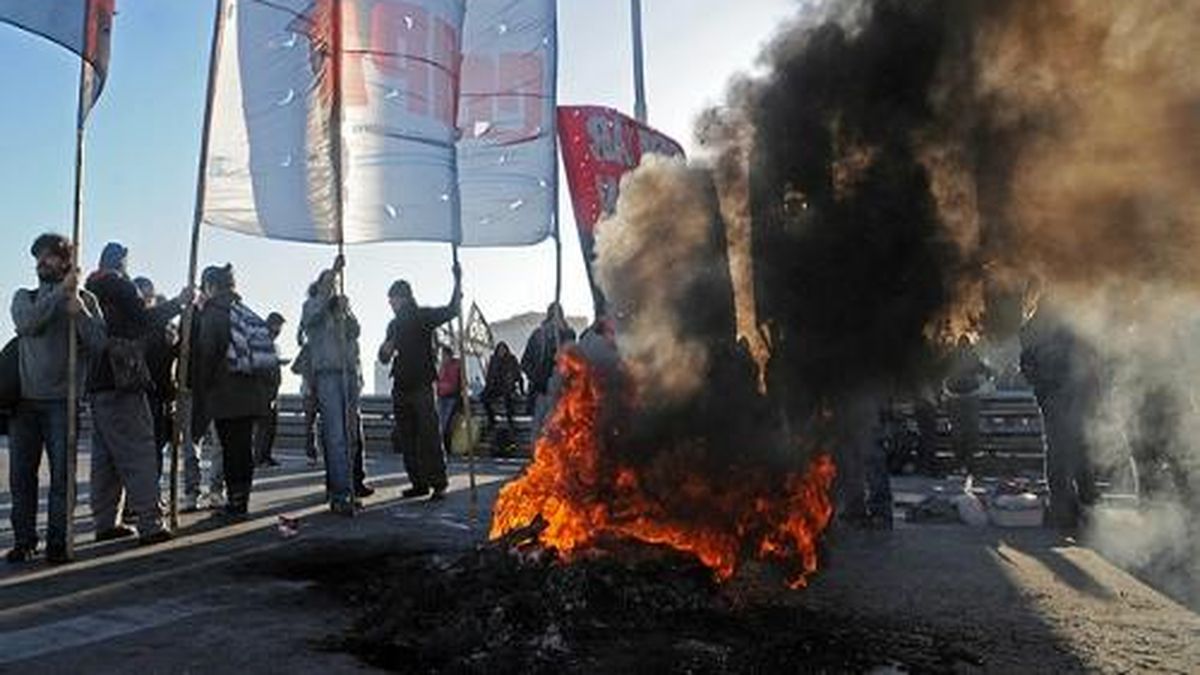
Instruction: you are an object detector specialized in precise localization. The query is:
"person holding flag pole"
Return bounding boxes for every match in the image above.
[1,0,116,560]
[192,0,557,516]
[168,0,226,529]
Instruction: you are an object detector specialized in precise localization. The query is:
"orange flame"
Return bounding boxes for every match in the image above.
[490,349,837,588]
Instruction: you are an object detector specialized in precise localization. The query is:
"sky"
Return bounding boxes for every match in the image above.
[0,0,797,391]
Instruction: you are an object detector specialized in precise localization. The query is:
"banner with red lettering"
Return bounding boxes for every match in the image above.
[456,0,557,247]
[0,0,115,123]
[204,0,557,247]
[558,105,685,310]
[205,0,466,244]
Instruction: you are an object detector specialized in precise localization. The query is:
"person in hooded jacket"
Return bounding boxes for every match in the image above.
[302,257,365,514]
[193,264,272,520]
[85,242,185,545]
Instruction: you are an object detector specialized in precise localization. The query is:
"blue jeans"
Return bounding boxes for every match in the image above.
[437,395,459,449]
[8,399,70,550]
[316,371,360,502]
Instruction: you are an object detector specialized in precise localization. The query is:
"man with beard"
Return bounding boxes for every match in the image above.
[379,263,461,500]
[85,242,186,545]
[5,234,105,564]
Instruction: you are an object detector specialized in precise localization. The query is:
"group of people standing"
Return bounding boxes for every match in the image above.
[5,232,579,565]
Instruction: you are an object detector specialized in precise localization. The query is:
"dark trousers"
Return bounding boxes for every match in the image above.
[1039,392,1097,528]
[483,391,516,431]
[8,399,69,550]
[214,417,255,510]
[148,393,172,481]
[392,387,447,491]
[253,399,279,464]
[302,385,319,460]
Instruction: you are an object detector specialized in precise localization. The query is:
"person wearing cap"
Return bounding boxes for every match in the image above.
[5,234,106,564]
[301,257,365,515]
[84,241,187,546]
[252,312,287,468]
[378,262,461,500]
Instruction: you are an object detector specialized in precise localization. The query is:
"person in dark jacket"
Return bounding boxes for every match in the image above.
[6,234,106,564]
[133,275,178,485]
[521,303,576,437]
[253,312,286,468]
[1020,300,1099,530]
[482,341,523,441]
[379,263,461,500]
[193,264,272,519]
[944,335,992,477]
[85,242,183,546]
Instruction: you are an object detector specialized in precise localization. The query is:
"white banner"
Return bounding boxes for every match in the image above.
[204,0,465,244]
[456,0,557,247]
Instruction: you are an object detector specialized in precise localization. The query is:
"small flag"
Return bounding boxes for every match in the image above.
[0,0,115,122]
[464,302,493,355]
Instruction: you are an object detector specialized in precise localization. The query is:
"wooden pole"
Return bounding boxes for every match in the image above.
[329,0,357,515]
[451,244,477,517]
[171,0,228,529]
[64,36,91,558]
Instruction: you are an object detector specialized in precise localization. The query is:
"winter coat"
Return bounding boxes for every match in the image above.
[483,352,523,398]
[300,292,361,376]
[521,323,576,394]
[11,281,106,400]
[194,291,272,420]
[381,302,457,394]
[85,269,181,393]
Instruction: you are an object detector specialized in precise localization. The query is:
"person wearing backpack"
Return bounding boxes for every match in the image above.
[6,234,106,564]
[193,264,274,520]
[85,242,185,546]
[301,258,364,515]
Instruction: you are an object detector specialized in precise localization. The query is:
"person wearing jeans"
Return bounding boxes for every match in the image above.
[301,257,364,515]
[7,234,107,564]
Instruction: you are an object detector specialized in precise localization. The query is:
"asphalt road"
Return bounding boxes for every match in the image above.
[1,447,1198,673]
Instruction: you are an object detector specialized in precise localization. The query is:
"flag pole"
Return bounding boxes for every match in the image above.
[451,243,477,518]
[553,218,562,307]
[64,7,94,558]
[631,0,647,124]
[329,0,357,516]
[171,0,228,530]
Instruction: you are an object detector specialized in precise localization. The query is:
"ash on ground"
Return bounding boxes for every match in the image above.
[317,541,985,674]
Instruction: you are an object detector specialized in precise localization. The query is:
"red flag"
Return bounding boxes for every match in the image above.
[557,105,685,313]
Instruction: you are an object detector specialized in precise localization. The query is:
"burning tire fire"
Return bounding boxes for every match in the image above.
[490,348,837,588]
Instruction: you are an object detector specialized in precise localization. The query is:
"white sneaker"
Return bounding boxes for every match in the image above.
[205,492,227,510]
[180,493,200,513]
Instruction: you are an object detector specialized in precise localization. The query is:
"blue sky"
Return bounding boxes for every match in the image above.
[0,0,796,391]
